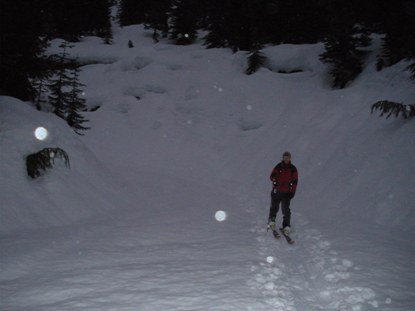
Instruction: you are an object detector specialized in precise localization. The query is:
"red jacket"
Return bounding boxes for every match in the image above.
[270,162,298,194]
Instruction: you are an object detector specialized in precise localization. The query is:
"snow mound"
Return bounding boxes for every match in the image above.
[120,56,153,71]
[0,96,122,234]
[263,44,325,75]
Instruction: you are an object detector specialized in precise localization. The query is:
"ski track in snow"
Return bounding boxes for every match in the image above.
[1,176,379,311]
[0,173,259,311]
[236,191,378,311]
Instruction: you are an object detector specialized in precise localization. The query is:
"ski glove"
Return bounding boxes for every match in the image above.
[288,192,295,199]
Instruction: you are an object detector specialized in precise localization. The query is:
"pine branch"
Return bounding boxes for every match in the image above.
[246,48,266,75]
[407,60,415,82]
[26,148,70,179]
[371,100,415,119]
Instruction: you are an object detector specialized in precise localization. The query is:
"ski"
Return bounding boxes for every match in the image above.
[267,223,280,239]
[279,228,295,244]
[272,229,281,239]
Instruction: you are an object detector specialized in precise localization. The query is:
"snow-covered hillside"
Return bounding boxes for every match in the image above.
[1,25,414,310]
[0,96,127,234]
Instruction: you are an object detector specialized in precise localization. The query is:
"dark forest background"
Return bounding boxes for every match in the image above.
[1,0,414,102]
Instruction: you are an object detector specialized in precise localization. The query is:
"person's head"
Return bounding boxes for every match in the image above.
[282,151,292,164]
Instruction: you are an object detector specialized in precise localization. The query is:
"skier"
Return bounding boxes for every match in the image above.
[268,151,298,236]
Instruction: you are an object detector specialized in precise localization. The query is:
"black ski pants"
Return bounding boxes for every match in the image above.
[269,191,291,228]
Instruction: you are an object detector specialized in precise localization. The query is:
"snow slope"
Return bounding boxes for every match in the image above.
[0,96,126,234]
[1,25,415,310]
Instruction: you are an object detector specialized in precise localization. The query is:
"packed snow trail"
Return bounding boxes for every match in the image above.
[1,173,249,310]
[0,170,266,310]
[1,168,383,311]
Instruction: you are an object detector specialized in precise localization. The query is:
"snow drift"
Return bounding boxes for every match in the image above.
[0,96,123,234]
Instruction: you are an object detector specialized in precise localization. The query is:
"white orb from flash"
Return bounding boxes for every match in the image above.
[34,127,48,141]
[215,210,227,222]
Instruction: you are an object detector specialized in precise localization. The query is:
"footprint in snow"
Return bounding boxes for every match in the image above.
[247,213,378,311]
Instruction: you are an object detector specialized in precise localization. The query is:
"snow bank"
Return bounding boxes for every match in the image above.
[2,25,414,236]
[64,25,415,234]
[0,96,122,234]
[262,43,325,75]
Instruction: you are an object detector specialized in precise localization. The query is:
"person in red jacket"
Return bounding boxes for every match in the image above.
[268,151,298,235]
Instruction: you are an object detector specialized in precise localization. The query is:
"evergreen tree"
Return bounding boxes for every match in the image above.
[0,0,48,100]
[226,0,264,52]
[118,0,149,26]
[203,0,328,50]
[48,41,73,119]
[320,32,368,88]
[144,0,171,43]
[45,1,83,41]
[47,42,89,134]
[32,74,51,111]
[101,26,114,45]
[66,67,90,135]
[204,0,265,52]
[264,0,328,44]
[377,32,408,70]
[320,1,370,88]
[48,41,89,135]
[169,0,199,45]
[376,1,415,71]
[407,61,415,82]
[94,0,114,44]
[246,45,267,75]
[118,0,170,43]
[203,0,234,49]
[44,0,113,42]
[203,15,228,48]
